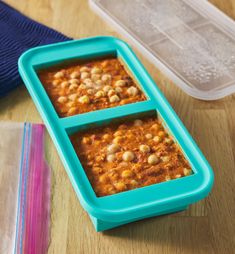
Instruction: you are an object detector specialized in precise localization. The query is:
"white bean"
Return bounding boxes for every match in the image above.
[91,74,101,81]
[148,154,159,165]
[107,144,120,154]
[80,66,90,72]
[95,90,105,98]
[109,95,120,103]
[70,71,80,79]
[115,80,126,87]
[61,81,69,88]
[91,67,102,74]
[139,144,150,153]
[145,133,153,139]
[81,72,90,80]
[115,87,123,93]
[68,94,78,101]
[101,74,112,82]
[107,154,116,162]
[57,96,67,103]
[103,85,112,93]
[69,83,78,91]
[54,71,64,79]
[127,86,138,96]
[122,151,135,162]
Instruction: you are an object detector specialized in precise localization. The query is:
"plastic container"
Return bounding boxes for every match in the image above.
[89,0,235,100]
[18,37,214,231]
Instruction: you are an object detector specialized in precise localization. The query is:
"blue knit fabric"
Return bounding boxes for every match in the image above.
[0,1,71,97]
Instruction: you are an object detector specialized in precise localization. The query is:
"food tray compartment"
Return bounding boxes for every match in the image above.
[18,37,213,231]
[90,0,235,100]
[69,109,195,198]
[37,53,147,118]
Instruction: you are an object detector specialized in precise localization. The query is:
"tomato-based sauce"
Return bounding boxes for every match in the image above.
[70,116,192,197]
[38,58,146,117]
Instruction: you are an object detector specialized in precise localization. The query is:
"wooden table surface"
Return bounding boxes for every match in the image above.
[1,0,235,253]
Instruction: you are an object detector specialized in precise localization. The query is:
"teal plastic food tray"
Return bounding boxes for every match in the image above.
[18,36,214,231]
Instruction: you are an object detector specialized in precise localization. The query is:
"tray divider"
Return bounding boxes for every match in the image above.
[60,100,156,134]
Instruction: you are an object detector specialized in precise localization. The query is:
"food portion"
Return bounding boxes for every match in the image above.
[70,116,193,197]
[38,57,146,117]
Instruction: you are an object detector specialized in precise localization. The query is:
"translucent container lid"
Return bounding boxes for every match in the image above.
[90,0,235,100]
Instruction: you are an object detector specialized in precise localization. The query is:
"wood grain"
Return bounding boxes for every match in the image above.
[1,0,235,253]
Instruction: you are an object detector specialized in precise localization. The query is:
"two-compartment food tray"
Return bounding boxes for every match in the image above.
[18,37,213,231]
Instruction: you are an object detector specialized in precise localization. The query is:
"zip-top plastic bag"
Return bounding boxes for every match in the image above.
[0,122,50,254]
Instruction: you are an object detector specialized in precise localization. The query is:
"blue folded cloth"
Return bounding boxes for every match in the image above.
[0,1,71,97]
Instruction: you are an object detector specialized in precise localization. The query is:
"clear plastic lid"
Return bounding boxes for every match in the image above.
[90,0,235,100]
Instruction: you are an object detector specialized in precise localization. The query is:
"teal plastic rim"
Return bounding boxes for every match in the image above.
[18,36,214,223]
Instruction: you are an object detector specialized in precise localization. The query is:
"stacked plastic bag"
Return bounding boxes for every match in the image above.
[0,122,50,254]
